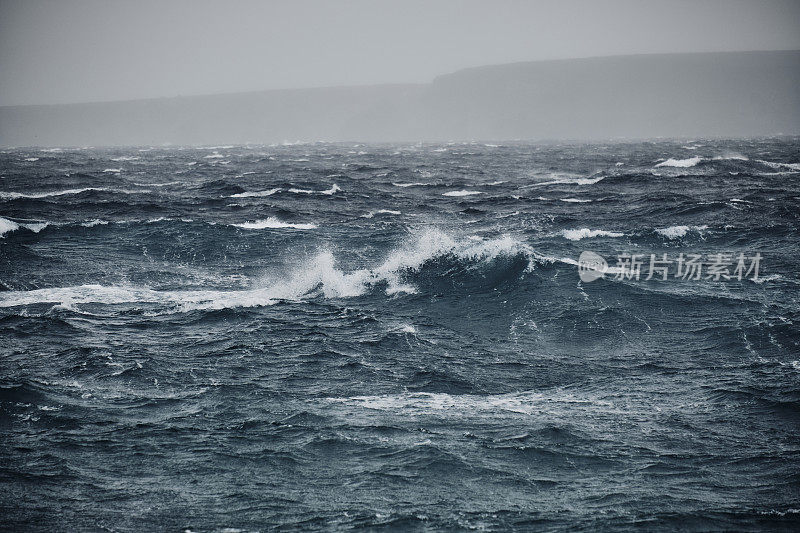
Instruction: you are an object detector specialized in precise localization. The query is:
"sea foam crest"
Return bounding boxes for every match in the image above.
[0,188,147,200]
[561,228,624,241]
[0,216,49,237]
[655,156,703,168]
[232,218,317,230]
[655,225,708,239]
[442,190,482,197]
[0,229,537,312]
[288,184,340,195]
[230,188,281,198]
[324,389,615,417]
[534,174,604,186]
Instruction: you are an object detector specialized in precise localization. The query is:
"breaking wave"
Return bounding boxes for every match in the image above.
[655,225,709,239]
[442,190,482,196]
[655,156,703,168]
[0,188,148,200]
[288,184,341,195]
[231,218,318,230]
[230,188,282,198]
[0,216,49,237]
[0,229,540,312]
[560,228,624,241]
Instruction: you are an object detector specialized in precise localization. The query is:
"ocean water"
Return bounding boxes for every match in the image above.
[1,139,799,531]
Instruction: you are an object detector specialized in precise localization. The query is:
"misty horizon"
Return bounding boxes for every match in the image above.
[2,0,800,107]
[2,47,800,108]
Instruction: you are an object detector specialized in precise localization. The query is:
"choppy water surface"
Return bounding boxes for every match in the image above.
[1,140,799,531]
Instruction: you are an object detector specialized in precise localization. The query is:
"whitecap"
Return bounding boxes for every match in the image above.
[231,217,317,230]
[534,175,604,186]
[392,182,430,188]
[102,168,122,173]
[712,153,748,161]
[442,190,482,197]
[0,188,146,199]
[324,389,615,416]
[81,219,110,227]
[0,217,20,237]
[655,225,708,239]
[288,184,340,195]
[110,156,140,162]
[23,222,49,233]
[560,198,592,203]
[132,181,180,187]
[230,188,281,198]
[655,156,703,168]
[361,209,401,218]
[24,157,39,162]
[0,217,50,236]
[0,229,540,313]
[561,228,624,241]
[757,160,800,171]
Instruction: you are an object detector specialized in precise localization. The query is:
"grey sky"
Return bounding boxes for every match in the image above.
[1,0,799,106]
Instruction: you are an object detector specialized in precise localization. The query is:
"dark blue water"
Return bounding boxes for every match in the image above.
[1,140,799,531]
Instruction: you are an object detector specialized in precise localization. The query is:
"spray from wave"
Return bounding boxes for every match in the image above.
[0,229,540,312]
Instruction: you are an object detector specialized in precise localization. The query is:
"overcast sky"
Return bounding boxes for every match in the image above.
[1,0,799,106]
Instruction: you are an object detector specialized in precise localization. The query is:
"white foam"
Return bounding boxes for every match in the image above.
[23,222,49,233]
[655,156,703,168]
[324,389,615,416]
[230,188,281,198]
[0,229,538,312]
[392,182,430,187]
[0,217,20,237]
[713,152,748,161]
[133,181,179,187]
[288,184,340,195]
[110,156,140,162]
[751,274,782,284]
[561,228,624,241]
[81,219,109,227]
[0,284,280,312]
[0,217,49,236]
[655,225,708,239]
[361,209,401,218]
[231,217,317,230]
[204,153,224,159]
[0,188,144,200]
[757,160,800,171]
[103,168,122,173]
[535,175,604,186]
[560,198,592,203]
[24,157,39,162]
[442,190,482,197]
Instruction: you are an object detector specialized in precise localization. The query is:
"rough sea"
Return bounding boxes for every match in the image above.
[1,139,799,531]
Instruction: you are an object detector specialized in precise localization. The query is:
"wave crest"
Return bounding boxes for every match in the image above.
[0,229,540,312]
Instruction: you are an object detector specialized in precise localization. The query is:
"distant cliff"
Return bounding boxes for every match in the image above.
[1,50,799,146]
